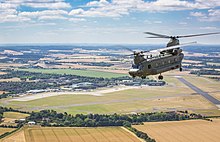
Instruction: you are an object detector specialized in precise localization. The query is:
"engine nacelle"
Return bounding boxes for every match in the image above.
[173,49,182,55]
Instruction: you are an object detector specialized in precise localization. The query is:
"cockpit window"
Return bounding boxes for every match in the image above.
[132,64,138,69]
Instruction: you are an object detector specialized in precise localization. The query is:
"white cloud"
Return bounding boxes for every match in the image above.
[1,0,220,23]
[19,10,68,18]
[69,9,84,16]
[190,9,220,22]
[69,18,86,22]
[68,0,220,18]
[24,2,71,9]
[0,0,71,23]
[86,0,109,7]
[199,26,218,30]
[190,12,206,17]
[0,14,31,23]
[38,15,67,20]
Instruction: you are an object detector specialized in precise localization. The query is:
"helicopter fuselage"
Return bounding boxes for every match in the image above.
[129,31,220,79]
[129,52,184,78]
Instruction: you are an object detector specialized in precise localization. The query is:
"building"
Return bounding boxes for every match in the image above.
[28,121,36,125]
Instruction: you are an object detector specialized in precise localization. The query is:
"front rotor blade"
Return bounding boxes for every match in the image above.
[178,32,220,38]
[146,36,170,38]
[115,45,134,53]
[144,32,170,38]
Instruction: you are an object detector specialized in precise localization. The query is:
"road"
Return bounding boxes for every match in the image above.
[178,78,220,107]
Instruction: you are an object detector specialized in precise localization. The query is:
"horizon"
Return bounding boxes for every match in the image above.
[0,43,220,46]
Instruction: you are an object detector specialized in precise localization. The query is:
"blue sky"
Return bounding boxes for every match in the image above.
[0,0,220,44]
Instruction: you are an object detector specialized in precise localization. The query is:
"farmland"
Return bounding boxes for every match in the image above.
[17,68,127,78]
[133,119,220,142]
[3,112,29,120]
[2,127,141,142]
[0,128,15,136]
[1,128,25,142]
[1,112,30,126]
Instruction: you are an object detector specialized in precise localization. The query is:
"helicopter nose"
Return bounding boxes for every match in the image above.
[129,69,140,76]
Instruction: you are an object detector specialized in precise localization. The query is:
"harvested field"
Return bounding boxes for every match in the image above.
[133,119,220,142]
[3,112,29,119]
[0,72,7,75]
[0,128,15,136]
[23,127,141,142]
[1,128,25,142]
[1,112,29,126]
[0,78,21,82]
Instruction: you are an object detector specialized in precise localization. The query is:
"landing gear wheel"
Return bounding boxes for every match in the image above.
[158,75,163,80]
[180,67,183,72]
[141,76,146,79]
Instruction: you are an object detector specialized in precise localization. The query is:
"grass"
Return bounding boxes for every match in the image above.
[193,109,220,116]
[183,75,220,92]
[133,119,220,142]
[0,73,218,115]
[3,84,197,114]
[17,68,127,78]
[23,126,141,142]
[4,93,215,115]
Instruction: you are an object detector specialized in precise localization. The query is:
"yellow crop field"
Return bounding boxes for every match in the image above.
[0,128,15,135]
[1,129,25,142]
[133,119,220,142]
[22,127,141,142]
[3,112,29,119]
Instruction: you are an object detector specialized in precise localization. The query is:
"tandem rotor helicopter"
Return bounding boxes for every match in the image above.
[126,32,220,80]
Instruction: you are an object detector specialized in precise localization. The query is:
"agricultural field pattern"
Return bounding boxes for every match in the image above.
[0,45,220,142]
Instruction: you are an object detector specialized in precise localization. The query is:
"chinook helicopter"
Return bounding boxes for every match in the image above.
[128,32,220,80]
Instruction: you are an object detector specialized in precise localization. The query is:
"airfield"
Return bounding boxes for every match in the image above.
[0,71,220,116]
[0,46,220,142]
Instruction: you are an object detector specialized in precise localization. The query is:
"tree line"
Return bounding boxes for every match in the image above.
[27,110,200,127]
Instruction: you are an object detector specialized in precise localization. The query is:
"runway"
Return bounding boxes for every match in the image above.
[178,78,220,107]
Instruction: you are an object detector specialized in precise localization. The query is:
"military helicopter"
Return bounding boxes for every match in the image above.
[127,32,220,80]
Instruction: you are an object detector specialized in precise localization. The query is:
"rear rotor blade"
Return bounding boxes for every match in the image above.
[177,32,220,38]
[150,41,197,53]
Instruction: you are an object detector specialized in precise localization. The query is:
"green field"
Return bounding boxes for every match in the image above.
[1,82,216,115]
[1,74,219,115]
[17,68,127,78]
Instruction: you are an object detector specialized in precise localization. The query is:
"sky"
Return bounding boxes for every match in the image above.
[0,0,220,44]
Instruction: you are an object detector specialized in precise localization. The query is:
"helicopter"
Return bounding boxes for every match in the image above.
[127,32,220,80]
